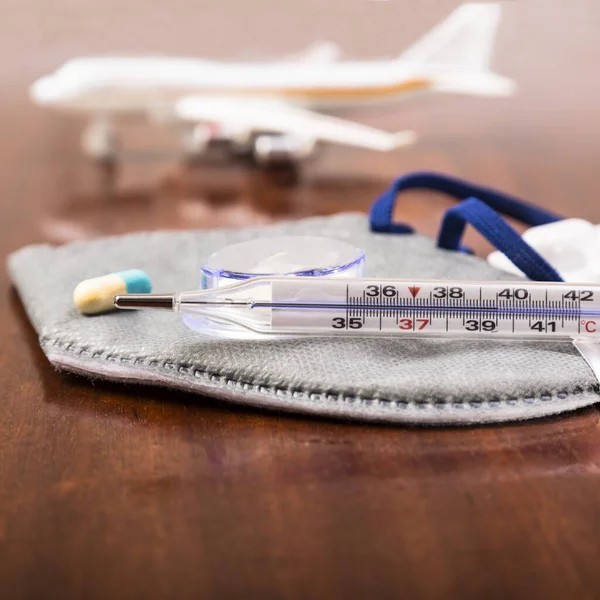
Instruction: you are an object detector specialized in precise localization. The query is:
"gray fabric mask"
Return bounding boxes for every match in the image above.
[7,213,599,425]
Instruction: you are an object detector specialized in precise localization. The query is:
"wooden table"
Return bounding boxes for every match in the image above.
[2,2,600,598]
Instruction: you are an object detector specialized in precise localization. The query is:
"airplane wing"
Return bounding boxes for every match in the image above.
[174,96,416,152]
[229,42,341,65]
[282,41,341,64]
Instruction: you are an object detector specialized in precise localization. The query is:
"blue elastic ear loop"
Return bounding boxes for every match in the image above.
[369,171,563,233]
[437,198,563,282]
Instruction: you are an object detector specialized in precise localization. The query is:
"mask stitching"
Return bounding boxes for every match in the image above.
[41,335,599,410]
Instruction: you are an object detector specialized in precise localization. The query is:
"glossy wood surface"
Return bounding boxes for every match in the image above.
[2,1,600,598]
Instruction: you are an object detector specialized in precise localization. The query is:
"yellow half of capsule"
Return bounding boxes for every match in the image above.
[73,273,129,315]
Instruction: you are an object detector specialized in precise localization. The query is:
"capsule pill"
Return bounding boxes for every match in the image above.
[73,269,152,315]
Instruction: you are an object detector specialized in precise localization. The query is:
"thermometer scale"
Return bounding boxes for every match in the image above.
[114,277,600,340]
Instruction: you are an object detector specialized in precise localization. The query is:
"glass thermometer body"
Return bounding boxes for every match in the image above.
[115,277,600,340]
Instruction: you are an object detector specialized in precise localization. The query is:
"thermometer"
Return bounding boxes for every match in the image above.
[114,277,600,340]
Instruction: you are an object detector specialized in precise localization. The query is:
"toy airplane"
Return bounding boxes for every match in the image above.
[30,3,515,165]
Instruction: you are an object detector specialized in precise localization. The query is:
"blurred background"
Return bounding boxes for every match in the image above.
[1,0,599,250]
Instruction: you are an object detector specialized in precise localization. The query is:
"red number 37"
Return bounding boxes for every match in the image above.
[399,318,430,331]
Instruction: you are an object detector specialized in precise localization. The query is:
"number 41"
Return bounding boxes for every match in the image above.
[531,321,556,332]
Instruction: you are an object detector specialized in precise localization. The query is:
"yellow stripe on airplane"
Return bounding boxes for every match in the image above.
[230,78,432,101]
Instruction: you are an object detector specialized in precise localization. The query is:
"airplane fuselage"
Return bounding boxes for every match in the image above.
[31,57,435,115]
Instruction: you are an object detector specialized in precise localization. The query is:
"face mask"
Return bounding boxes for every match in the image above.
[9,184,597,425]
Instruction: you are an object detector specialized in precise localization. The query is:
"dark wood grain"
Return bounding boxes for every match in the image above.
[2,1,600,599]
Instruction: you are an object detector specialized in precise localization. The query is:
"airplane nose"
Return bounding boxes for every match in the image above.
[30,76,59,104]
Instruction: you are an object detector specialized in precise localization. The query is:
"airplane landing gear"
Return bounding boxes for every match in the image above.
[81,119,118,163]
[181,124,212,160]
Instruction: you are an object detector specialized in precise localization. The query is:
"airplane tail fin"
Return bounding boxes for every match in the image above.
[399,3,502,72]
